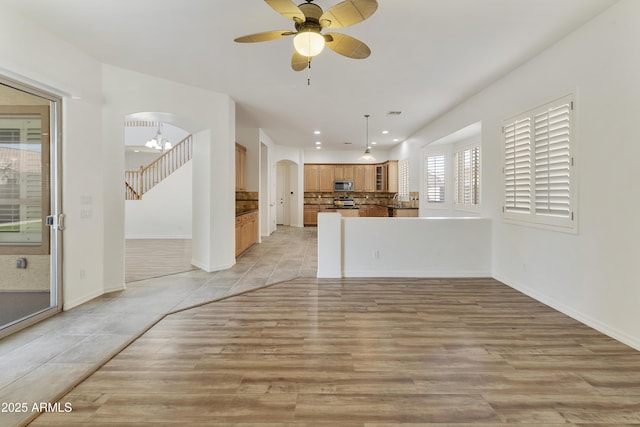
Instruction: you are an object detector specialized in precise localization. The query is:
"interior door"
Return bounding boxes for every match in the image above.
[276,162,285,225]
[0,80,61,336]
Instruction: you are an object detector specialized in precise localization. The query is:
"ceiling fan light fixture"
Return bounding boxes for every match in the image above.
[293,30,325,57]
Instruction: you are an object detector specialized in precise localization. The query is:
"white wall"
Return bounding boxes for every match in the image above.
[236,127,260,192]
[402,0,640,349]
[0,6,105,309]
[304,149,390,164]
[102,65,235,279]
[125,161,192,238]
[317,216,492,278]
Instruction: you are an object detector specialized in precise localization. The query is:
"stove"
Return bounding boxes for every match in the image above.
[334,196,355,207]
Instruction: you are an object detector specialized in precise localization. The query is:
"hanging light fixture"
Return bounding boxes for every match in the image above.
[145,124,172,151]
[293,29,326,57]
[359,114,376,161]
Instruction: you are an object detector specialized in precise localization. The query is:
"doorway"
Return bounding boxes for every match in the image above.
[0,78,62,337]
[275,160,299,227]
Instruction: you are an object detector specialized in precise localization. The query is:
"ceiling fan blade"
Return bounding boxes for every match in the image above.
[325,32,371,59]
[291,51,309,71]
[265,0,305,24]
[234,30,294,43]
[320,0,378,29]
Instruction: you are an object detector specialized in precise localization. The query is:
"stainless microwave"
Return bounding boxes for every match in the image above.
[334,180,354,192]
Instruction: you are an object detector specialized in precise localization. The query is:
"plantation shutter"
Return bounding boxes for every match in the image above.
[504,117,531,213]
[455,146,480,206]
[398,159,409,200]
[534,100,571,217]
[0,128,20,227]
[426,154,445,203]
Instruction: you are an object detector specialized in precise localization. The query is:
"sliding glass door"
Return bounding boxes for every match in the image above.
[0,79,62,336]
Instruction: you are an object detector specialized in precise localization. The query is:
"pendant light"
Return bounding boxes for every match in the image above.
[359,114,376,161]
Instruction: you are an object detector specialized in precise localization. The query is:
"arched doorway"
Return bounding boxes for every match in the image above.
[123,113,195,282]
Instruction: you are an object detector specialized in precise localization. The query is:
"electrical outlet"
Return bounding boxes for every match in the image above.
[373,250,380,259]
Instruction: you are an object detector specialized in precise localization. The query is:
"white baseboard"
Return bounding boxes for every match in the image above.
[343,270,492,278]
[191,258,234,273]
[124,235,192,239]
[493,273,640,352]
[62,288,104,311]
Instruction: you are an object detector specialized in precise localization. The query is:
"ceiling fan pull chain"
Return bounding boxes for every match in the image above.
[307,57,312,86]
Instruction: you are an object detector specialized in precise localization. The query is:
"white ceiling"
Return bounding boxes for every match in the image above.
[4,0,617,151]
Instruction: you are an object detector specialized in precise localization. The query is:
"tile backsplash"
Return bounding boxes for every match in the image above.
[236,191,259,213]
[304,192,419,208]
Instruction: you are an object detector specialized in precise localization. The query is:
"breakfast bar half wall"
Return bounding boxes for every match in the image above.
[317,213,492,278]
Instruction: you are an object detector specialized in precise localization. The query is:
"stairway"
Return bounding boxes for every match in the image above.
[125,134,192,200]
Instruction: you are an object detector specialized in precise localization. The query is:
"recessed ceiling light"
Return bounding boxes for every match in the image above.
[387,111,402,116]
[371,141,377,145]
[393,138,400,142]
[344,142,352,145]
[314,130,321,135]
[315,146,321,150]
[382,130,389,134]
[315,141,321,145]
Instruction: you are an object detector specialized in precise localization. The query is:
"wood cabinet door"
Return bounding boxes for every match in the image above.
[354,165,365,191]
[342,165,354,180]
[235,143,246,191]
[304,165,320,192]
[319,165,335,192]
[304,206,319,225]
[363,165,376,192]
[387,160,398,193]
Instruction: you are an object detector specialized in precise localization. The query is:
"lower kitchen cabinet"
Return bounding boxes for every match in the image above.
[236,210,259,256]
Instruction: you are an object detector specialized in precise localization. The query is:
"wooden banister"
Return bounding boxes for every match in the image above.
[124,134,193,200]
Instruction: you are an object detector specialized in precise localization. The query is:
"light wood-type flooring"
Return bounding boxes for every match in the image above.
[30,277,640,426]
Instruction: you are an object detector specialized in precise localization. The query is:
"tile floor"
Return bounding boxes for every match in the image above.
[0,226,317,427]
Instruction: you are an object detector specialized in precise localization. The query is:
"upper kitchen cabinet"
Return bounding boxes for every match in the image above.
[334,164,354,180]
[387,160,398,193]
[375,160,398,192]
[319,165,335,192]
[304,164,320,192]
[304,164,337,192]
[354,164,375,192]
[235,143,246,191]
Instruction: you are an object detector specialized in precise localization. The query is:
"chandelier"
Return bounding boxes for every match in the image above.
[145,124,172,151]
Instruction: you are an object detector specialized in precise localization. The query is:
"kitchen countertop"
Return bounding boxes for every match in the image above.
[304,203,417,210]
[236,209,258,216]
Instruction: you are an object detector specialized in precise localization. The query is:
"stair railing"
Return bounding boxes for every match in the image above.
[125,134,192,200]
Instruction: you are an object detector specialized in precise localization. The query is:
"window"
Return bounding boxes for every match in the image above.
[398,159,409,201]
[454,145,480,206]
[425,154,445,204]
[0,106,50,251]
[503,94,575,230]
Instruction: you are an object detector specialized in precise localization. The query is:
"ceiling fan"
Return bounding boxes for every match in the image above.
[234,0,378,71]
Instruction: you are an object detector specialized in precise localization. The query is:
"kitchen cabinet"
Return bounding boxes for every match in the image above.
[389,208,418,217]
[304,205,319,226]
[304,162,395,193]
[354,165,375,192]
[235,143,246,191]
[386,160,398,193]
[304,165,320,192]
[319,165,335,192]
[375,161,399,192]
[304,205,361,225]
[334,164,354,180]
[235,210,258,256]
